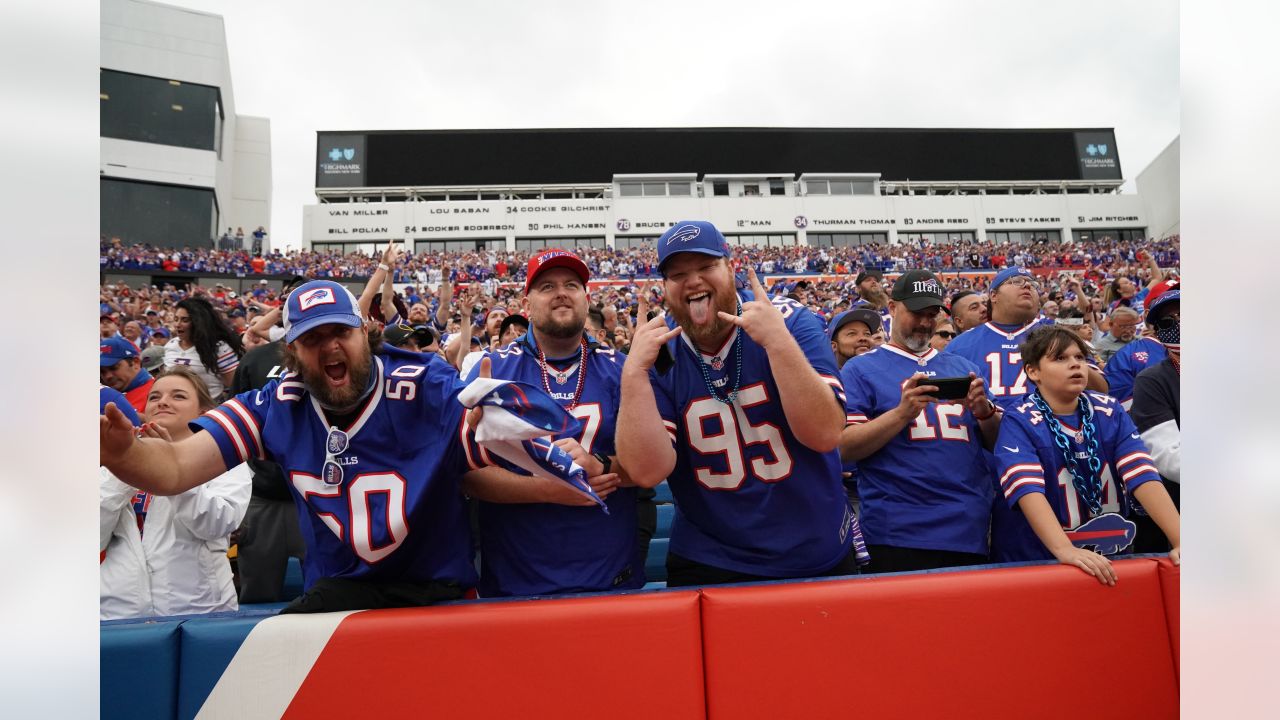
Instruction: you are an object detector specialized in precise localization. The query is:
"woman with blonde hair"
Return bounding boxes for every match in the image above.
[100,367,251,619]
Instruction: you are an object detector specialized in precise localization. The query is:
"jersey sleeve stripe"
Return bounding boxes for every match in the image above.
[1121,464,1160,483]
[999,463,1044,487]
[1116,451,1154,468]
[846,414,868,424]
[1003,476,1045,499]
[223,399,264,460]
[204,408,248,463]
[458,416,482,471]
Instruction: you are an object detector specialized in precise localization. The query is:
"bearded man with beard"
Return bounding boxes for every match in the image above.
[838,270,1002,573]
[617,221,866,587]
[100,280,566,613]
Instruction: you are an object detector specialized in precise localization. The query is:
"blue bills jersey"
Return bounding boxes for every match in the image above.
[1102,337,1167,410]
[651,290,856,577]
[944,319,1054,411]
[191,348,483,590]
[841,345,994,555]
[991,391,1162,561]
[466,333,640,597]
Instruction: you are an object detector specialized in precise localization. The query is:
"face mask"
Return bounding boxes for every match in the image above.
[1152,313,1180,349]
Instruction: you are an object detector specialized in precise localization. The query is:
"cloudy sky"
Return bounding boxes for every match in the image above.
[158,0,1178,251]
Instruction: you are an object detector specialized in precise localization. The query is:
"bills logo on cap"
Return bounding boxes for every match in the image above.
[666,224,702,246]
[298,287,336,312]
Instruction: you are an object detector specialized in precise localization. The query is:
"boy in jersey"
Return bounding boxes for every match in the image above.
[840,270,1001,572]
[463,249,639,596]
[946,266,1106,411]
[618,221,861,586]
[992,325,1180,583]
[100,280,564,613]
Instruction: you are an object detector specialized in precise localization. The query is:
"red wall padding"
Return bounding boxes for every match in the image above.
[282,590,707,720]
[1157,558,1180,679]
[699,559,1178,720]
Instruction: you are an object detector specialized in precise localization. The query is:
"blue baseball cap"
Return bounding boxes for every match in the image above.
[990,266,1037,293]
[1146,288,1180,321]
[283,280,363,343]
[656,221,732,272]
[99,336,140,366]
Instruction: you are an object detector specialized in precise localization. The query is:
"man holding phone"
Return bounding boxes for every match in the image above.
[838,270,1002,573]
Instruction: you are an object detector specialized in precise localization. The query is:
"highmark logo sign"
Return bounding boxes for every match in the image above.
[1085,144,1109,156]
[327,148,356,162]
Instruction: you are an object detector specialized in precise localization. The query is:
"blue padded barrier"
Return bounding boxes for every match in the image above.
[177,616,271,720]
[101,620,183,720]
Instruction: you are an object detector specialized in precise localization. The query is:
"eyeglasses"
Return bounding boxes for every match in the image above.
[934,331,956,339]
[322,426,349,485]
[1002,276,1041,291]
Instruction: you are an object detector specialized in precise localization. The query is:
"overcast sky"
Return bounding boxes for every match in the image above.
[158,0,1179,252]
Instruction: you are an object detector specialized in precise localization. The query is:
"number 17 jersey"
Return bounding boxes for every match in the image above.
[945,319,1052,411]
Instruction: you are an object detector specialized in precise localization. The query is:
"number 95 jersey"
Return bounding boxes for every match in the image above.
[651,291,855,578]
[191,348,481,590]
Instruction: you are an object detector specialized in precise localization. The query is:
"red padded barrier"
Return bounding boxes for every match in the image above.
[1157,558,1180,679]
[699,559,1177,720]
[282,590,706,720]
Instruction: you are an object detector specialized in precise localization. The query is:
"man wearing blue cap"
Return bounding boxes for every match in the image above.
[947,266,1106,412]
[99,279,568,613]
[100,336,154,416]
[618,221,863,586]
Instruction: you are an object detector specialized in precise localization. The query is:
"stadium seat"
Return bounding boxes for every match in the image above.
[654,480,673,504]
[656,502,675,539]
[645,537,670,583]
[281,556,305,600]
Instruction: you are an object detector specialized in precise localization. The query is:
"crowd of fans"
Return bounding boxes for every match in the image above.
[100,233,1180,285]
[99,229,1181,620]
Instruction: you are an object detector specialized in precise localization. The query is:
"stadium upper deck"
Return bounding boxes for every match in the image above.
[304,127,1161,256]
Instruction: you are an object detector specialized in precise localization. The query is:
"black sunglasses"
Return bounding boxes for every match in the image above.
[1153,315,1179,331]
[934,330,957,339]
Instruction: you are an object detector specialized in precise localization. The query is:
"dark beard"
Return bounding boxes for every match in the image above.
[537,313,585,340]
[301,349,374,411]
[670,289,739,351]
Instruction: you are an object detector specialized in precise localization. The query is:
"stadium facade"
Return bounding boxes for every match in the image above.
[303,127,1176,256]
[100,0,272,250]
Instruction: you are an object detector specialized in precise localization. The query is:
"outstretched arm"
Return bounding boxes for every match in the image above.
[615,315,681,488]
[99,404,228,496]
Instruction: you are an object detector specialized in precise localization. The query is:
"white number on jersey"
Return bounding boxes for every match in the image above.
[908,403,970,441]
[1057,465,1121,529]
[570,403,602,454]
[291,471,409,564]
[683,382,793,490]
[984,351,1029,397]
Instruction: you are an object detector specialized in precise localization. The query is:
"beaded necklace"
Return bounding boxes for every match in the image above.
[537,339,588,410]
[1029,390,1107,516]
[692,299,744,405]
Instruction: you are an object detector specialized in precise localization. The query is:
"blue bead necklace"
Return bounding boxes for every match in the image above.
[692,299,744,405]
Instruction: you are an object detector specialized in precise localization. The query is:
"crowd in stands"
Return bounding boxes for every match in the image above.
[99,227,1181,620]
[100,233,1180,285]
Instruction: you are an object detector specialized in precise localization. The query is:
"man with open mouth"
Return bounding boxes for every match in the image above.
[617,220,867,586]
[100,279,573,613]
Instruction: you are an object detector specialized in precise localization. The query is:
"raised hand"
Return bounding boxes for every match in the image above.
[717,266,788,350]
[100,403,137,466]
[623,313,681,375]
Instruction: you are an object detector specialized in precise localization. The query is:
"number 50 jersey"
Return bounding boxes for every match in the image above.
[191,348,482,590]
[651,291,855,578]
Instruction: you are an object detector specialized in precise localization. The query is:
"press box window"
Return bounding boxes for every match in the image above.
[100,69,223,153]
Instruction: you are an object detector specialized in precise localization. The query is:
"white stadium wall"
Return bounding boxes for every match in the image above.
[100,0,271,246]
[1136,136,1180,239]
[301,190,1151,252]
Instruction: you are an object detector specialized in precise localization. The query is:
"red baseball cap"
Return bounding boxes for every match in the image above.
[524,249,589,294]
